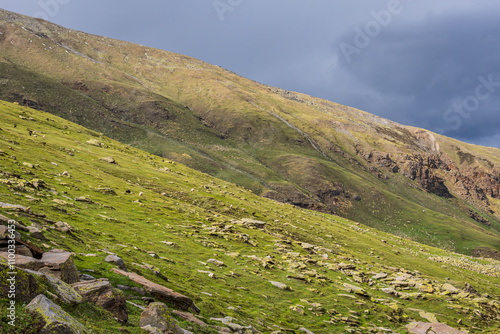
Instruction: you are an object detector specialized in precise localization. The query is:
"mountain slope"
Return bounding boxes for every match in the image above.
[1,100,499,333]
[0,8,499,258]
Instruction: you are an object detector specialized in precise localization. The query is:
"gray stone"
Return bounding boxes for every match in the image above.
[207,258,225,266]
[441,283,460,294]
[104,254,128,271]
[299,328,315,334]
[79,274,96,281]
[55,221,72,233]
[0,252,44,271]
[72,278,128,323]
[26,294,89,334]
[406,322,466,334]
[112,268,200,313]
[41,249,79,284]
[343,283,369,297]
[141,325,163,334]
[140,302,182,334]
[269,281,291,290]
[44,274,82,305]
[100,156,116,164]
[0,257,44,302]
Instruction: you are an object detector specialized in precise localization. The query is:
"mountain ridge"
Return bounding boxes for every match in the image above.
[0,99,499,333]
[0,8,499,259]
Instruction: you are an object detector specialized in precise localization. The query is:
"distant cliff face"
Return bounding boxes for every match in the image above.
[0,8,499,257]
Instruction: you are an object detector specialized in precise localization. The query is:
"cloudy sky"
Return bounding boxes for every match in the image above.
[1,1,499,148]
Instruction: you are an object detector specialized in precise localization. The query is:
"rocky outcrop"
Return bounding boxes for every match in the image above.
[112,268,200,313]
[406,322,466,334]
[44,274,82,306]
[0,257,45,302]
[104,254,128,271]
[40,249,80,284]
[72,278,128,324]
[363,150,500,214]
[26,294,89,334]
[140,302,182,334]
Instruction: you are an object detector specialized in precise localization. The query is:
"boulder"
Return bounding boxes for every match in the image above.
[207,259,225,266]
[441,283,460,294]
[104,254,128,271]
[141,325,163,334]
[406,322,466,334]
[299,328,315,334]
[40,249,79,283]
[71,278,128,324]
[26,294,89,334]
[0,252,44,271]
[28,226,47,240]
[140,302,182,334]
[172,310,209,327]
[0,257,44,302]
[343,283,369,297]
[44,274,82,305]
[0,224,21,239]
[372,273,388,280]
[269,281,291,291]
[234,218,267,229]
[54,221,72,233]
[0,244,33,257]
[112,268,200,313]
[100,156,116,164]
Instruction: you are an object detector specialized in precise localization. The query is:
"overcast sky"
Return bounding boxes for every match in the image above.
[1,1,499,148]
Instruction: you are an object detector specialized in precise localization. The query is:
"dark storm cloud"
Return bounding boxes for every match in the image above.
[0,0,498,147]
[330,7,500,147]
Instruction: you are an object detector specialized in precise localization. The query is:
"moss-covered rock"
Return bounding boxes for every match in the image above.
[140,302,182,334]
[71,278,128,324]
[25,294,89,334]
[0,257,45,302]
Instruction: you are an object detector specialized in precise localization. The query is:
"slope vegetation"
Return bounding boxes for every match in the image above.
[0,9,499,258]
[0,101,499,333]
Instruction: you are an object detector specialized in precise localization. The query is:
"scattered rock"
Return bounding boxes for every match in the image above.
[207,258,225,266]
[28,226,47,240]
[112,268,200,313]
[269,281,291,291]
[44,274,82,305]
[55,221,72,233]
[172,310,209,327]
[0,257,44,302]
[75,197,92,203]
[104,254,128,271]
[86,139,103,147]
[140,302,182,334]
[72,278,128,324]
[343,283,369,297]
[372,273,388,280]
[79,274,96,281]
[234,218,267,229]
[100,156,116,164]
[441,283,460,294]
[419,311,438,323]
[40,249,79,284]
[141,325,163,334]
[0,252,44,271]
[406,322,466,334]
[26,294,89,334]
[418,285,435,294]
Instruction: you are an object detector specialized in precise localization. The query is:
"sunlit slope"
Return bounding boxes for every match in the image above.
[0,8,499,258]
[1,100,499,333]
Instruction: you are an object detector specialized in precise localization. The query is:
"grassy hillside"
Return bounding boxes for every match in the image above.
[0,101,499,333]
[0,8,499,260]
